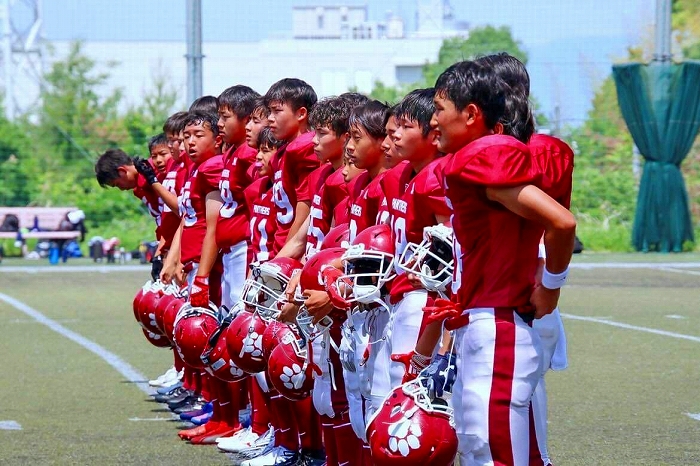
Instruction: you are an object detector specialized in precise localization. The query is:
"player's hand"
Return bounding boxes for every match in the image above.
[279,301,300,323]
[321,265,352,310]
[189,275,209,307]
[150,255,163,281]
[423,298,460,325]
[420,352,457,398]
[530,285,560,319]
[133,157,159,185]
[302,289,334,324]
[391,351,431,384]
[406,271,425,289]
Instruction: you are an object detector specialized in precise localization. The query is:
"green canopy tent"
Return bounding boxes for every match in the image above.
[612,61,700,252]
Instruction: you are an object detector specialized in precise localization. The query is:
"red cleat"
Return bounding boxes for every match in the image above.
[178,422,219,440]
[190,426,241,445]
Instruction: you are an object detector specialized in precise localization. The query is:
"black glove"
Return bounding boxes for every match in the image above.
[420,352,457,398]
[134,157,158,185]
[150,254,163,281]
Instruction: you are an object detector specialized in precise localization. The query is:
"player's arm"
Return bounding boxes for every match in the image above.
[286,200,311,244]
[486,184,576,317]
[151,183,179,212]
[161,218,184,284]
[276,214,310,260]
[197,190,223,279]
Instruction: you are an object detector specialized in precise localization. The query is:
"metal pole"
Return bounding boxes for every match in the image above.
[654,0,672,62]
[1,0,14,120]
[186,0,203,105]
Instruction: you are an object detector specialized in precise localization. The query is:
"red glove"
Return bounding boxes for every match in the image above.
[422,298,466,330]
[391,351,432,384]
[189,275,210,307]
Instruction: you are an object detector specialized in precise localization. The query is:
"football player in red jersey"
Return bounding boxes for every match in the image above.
[193,85,260,309]
[475,53,574,466]
[245,98,269,150]
[381,108,402,170]
[429,60,576,465]
[263,78,320,258]
[370,89,452,411]
[346,100,391,242]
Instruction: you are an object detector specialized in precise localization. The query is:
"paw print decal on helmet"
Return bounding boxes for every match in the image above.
[387,417,422,457]
[279,363,306,390]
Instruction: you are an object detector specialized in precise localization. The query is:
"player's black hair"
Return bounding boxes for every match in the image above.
[148,133,168,154]
[348,100,390,140]
[263,78,318,112]
[435,60,507,130]
[257,126,284,150]
[475,53,535,143]
[95,148,133,188]
[393,88,437,137]
[189,95,220,115]
[309,96,353,136]
[218,85,261,119]
[183,111,220,137]
[339,92,370,109]
[163,111,189,135]
[251,97,270,119]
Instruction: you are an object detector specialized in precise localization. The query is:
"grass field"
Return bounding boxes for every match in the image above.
[1,258,699,465]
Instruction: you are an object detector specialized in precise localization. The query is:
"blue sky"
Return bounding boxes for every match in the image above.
[41,0,655,125]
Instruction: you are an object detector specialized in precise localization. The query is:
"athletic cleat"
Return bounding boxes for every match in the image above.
[173,396,205,414]
[190,426,240,445]
[300,449,326,465]
[149,366,179,387]
[237,427,275,459]
[156,380,182,395]
[240,445,299,466]
[154,385,186,403]
[216,426,256,453]
[190,410,213,425]
[167,390,196,410]
[179,401,213,421]
[178,424,210,440]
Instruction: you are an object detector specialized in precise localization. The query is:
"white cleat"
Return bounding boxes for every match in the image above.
[240,444,298,466]
[148,366,179,387]
[237,427,275,459]
[217,426,255,452]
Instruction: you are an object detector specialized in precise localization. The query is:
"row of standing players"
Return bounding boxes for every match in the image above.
[98,53,576,466]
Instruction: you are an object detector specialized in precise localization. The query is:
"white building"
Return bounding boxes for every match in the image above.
[41,1,467,109]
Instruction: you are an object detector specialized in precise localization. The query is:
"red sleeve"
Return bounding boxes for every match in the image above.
[529,134,574,209]
[450,135,539,188]
[287,132,320,203]
[421,167,452,218]
[197,155,224,193]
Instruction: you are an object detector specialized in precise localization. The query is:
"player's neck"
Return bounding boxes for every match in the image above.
[410,152,438,174]
[367,164,386,180]
[330,156,343,171]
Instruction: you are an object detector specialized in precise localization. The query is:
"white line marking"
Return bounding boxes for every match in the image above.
[0,265,149,273]
[665,315,687,320]
[0,421,22,430]
[686,413,700,421]
[128,417,170,422]
[570,262,700,270]
[562,313,700,343]
[0,292,154,396]
[657,267,700,276]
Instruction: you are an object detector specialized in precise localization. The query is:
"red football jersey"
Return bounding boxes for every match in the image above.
[347,171,387,242]
[133,174,162,228]
[305,166,346,258]
[383,159,451,303]
[179,155,224,265]
[444,135,543,317]
[157,164,183,248]
[216,144,257,251]
[528,134,574,209]
[271,132,320,253]
[244,176,277,263]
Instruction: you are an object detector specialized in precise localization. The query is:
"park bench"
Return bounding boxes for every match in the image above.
[0,207,82,240]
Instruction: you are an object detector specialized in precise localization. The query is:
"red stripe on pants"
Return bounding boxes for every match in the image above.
[489,308,516,465]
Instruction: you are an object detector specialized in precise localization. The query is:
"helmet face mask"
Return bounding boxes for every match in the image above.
[396,224,454,294]
[241,261,296,322]
[342,246,395,305]
[295,306,333,342]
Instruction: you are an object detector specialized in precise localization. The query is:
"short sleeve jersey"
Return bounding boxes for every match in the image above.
[158,160,189,248]
[306,166,346,258]
[271,131,320,252]
[216,144,257,251]
[244,176,277,263]
[348,170,387,242]
[133,174,162,228]
[528,134,574,209]
[383,159,452,303]
[444,135,543,316]
[179,155,224,265]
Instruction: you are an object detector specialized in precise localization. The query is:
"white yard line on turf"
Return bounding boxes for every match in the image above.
[656,266,700,276]
[0,291,154,396]
[562,313,700,343]
[0,421,22,430]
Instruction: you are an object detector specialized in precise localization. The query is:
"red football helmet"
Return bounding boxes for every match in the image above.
[241,257,302,322]
[154,283,181,334]
[341,224,396,305]
[137,281,162,329]
[320,224,350,250]
[225,310,268,374]
[173,303,220,369]
[133,280,151,324]
[161,294,187,344]
[267,328,319,400]
[262,320,294,358]
[295,247,345,342]
[396,223,454,296]
[201,322,247,382]
[366,379,458,465]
